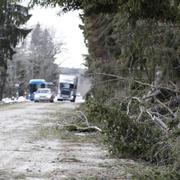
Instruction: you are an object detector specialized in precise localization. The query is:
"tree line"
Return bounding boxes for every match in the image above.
[5,23,60,97]
[0,1,60,99]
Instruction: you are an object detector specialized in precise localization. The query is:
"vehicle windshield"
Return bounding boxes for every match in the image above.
[29,83,46,93]
[60,83,74,89]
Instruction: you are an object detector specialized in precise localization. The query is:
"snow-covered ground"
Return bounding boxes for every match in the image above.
[75,95,85,103]
[1,96,29,104]
[1,94,84,105]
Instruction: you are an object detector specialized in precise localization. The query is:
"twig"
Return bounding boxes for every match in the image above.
[142,89,161,100]
[76,111,90,127]
[136,106,145,122]
[146,110,169,132]
[132,96,142,103]
[150,111,172,120]
[127,99,132,116]
[155,98,175,117]
[127,96,142,116]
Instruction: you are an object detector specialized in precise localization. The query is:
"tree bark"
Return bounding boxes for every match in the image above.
[0,67,7,101]
[176,79,180,95]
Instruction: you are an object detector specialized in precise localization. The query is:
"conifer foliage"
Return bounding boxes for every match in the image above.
[0,0,31,100]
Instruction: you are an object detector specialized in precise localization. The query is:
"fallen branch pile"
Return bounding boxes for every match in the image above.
[85,71,180,165]
[126,88,180,133]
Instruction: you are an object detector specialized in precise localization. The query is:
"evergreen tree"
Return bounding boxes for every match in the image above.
[31,0,180,22]
[28,23,59,84]
[5,23,61,97]
[0,0,31,100]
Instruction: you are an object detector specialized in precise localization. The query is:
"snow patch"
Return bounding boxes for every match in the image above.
[1,96,29,104]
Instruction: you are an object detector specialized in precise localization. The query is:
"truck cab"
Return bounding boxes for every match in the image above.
[57,74,78,102]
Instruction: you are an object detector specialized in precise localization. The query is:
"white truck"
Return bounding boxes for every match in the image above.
[57,74,78,102]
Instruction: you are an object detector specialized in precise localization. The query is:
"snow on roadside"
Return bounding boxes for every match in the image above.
[1,96,29,104]
[75,96,85,103]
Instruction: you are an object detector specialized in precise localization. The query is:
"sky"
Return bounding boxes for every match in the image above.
[24,4,88,69]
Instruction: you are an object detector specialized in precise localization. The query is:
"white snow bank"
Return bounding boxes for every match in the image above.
[2,98,14,104]
[1,96,29,104]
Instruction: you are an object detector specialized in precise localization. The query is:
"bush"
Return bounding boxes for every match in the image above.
[84,98,176,165]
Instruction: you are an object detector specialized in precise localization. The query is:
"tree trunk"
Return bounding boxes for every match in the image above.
[0,67,7,101]
[176,79,180,95]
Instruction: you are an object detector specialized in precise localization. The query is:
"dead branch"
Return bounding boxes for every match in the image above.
[132,96,142,103]
[127,99,132,116]
[58,124,102,133]
[146,110,169,133]
[150,111,172,120]
[155,98,175,117]
[136,105,145,122]
[142,89,161,100]
[127,96,142,116]
[76,111,90,127]
[58,111,102,133]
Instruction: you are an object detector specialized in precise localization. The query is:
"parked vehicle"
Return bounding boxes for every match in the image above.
[34,88,54,102]
[57,74,78,102]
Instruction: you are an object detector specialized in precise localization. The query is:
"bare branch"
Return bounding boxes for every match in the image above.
[127,99,132,116]
[146,110,169,133]
[155,98,175,117]
[91,72,180,93]
[136,106,145,122]
[77,111,90,127]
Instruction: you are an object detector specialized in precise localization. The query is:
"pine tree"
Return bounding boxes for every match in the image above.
[28,24,60,83]
[0,0,31,100]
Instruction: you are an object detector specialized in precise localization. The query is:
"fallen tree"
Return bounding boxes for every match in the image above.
[82,69,180,168]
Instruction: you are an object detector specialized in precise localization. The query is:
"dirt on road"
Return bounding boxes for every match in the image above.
[0,102,139,180]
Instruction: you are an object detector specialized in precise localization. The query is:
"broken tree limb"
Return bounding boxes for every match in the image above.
[127,96,142,116]
[76,111,90,126]
[57,110,102,133]
[136,105,145,122]
[155,98,175,117]
[58,124,102,133]
[132,96,142,103]
[146,110,169,133]
[150,111,171,120]
[127,99,132,116]
[142,89,161,100]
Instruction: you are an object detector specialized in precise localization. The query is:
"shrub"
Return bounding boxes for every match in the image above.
[84,99,176,165]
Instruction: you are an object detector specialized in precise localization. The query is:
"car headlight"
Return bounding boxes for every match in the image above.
[47,94,52,98]
[34,94,39,99]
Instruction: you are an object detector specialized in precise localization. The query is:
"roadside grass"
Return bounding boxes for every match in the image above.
[0,102,27,110]
[36,121,102,144]
[14,173,26,180]
[62,177,108,180]
[34,108,103,144]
